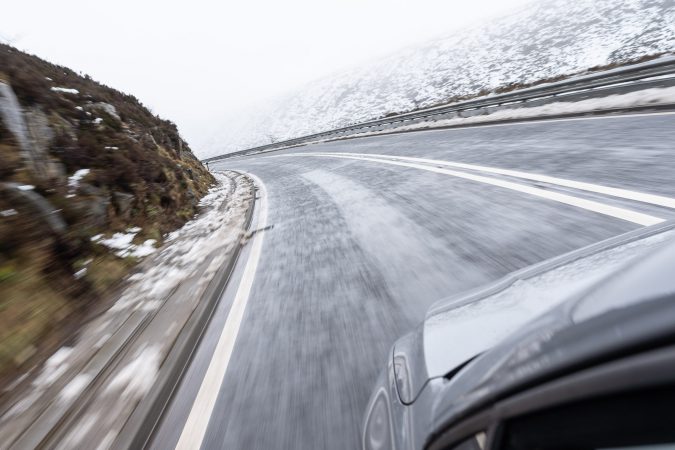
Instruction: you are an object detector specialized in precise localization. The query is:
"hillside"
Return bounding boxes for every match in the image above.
[0,44,214,382]
[201,0,675,156]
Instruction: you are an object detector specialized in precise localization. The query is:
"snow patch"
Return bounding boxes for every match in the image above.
[32,347,74,388]
[4,391,40,419]
[105,345,161,399]
[62,412,99,447]
[138,300,162,312]
[1,209,17,217]
[94,333,111,349]
[95,232,134,252]
[59,373,93,403]
[51,87,79,94]
[91,228,157,259]
[132,239,158,257]
[67,168,90,198]
[74,268,87,279]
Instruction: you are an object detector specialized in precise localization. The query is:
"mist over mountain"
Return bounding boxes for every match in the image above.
[197,0,675,158]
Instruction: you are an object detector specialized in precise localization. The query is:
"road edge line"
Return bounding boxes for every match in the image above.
[112,172,258,450]
[173,173,268,450]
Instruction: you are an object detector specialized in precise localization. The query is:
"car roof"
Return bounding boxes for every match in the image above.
[425,223,675,434]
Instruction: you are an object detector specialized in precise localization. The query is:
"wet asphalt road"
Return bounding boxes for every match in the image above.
[151,112,675,449]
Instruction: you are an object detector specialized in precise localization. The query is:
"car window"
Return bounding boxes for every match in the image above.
[499,386,675,450]
[603,446,675,450]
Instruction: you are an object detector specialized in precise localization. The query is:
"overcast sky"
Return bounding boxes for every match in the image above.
[2,0,534,155]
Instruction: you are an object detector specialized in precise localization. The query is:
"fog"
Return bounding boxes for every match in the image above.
[2,0,533,155]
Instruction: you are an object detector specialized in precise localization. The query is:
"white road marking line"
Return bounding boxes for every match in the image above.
[314,152,675,209]
[175,176,267,450]
[282,153,663,226]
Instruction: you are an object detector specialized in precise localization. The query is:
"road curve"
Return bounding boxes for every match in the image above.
[151,112,675,449]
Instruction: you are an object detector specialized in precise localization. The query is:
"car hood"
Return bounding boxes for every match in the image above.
[393,222,675,404]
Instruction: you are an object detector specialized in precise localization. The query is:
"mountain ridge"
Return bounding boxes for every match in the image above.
[200,0,675,157]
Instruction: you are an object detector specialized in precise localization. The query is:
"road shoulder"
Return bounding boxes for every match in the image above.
[0,171,256,449]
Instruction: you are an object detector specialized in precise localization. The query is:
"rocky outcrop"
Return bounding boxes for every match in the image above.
[92,102,120,121]
[0,82,39,175]
[112,191,135,216]
[0,82,63,183]
[0,183,66,235]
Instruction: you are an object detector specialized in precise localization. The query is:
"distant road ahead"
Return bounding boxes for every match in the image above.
[152,111,675,449]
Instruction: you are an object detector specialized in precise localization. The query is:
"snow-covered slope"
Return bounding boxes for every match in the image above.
[199,0,675,158]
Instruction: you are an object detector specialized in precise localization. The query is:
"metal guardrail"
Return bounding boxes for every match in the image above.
[204,55,675,163]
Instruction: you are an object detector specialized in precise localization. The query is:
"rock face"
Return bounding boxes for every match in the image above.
[203,0,675,156]
[112,191,135,217]
[0,82,45,178]
[0,182,67,235]
[0,83,64,183]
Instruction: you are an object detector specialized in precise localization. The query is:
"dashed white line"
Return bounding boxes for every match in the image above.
[175,176,268,450]
[281,153,664,226]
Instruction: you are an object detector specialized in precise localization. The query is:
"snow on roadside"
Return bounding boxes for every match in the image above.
[5,347,75,418]
[104,345,160,399]
[390,85,675,133]
[2,172,251,426]
[33,347,74,387]
[88,171,249,400]
[270,85,675,150]
[59,373,93,403]
[110,172,247,311]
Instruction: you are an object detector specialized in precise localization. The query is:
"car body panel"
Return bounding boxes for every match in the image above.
[422,222,675,390]
[365,221,675,450]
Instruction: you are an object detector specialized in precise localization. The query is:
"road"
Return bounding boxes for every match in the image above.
[149,112,675,449]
